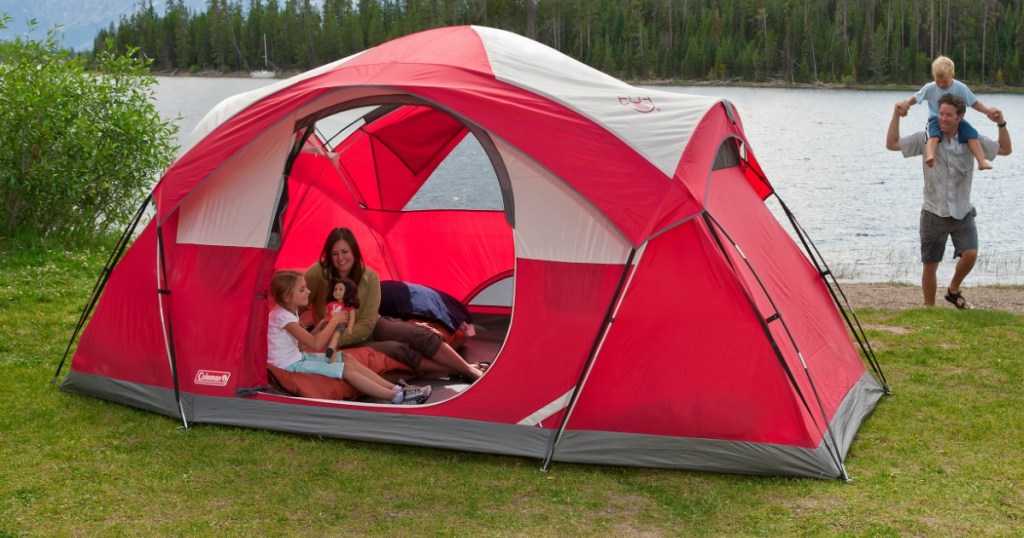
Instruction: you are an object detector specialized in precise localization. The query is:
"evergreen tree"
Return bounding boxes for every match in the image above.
[83,0,1024,86]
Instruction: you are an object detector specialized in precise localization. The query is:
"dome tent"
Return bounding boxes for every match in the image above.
[59,26,887,479]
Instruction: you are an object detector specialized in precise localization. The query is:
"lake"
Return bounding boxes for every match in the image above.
[154,76,1024,285]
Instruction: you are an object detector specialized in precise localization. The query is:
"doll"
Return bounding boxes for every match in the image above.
[324,277,360,360]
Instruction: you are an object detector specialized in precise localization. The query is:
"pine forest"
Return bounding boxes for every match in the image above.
[94,0,1024,86]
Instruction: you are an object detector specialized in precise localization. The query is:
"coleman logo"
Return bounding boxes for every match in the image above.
[618,96,657,113]
[195,370,231,386]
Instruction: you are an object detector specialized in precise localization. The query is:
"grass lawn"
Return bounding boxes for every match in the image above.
[2,238,1022,536]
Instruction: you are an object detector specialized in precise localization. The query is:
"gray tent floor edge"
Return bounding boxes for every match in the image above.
[554,372,885,479]
[60,371,884,478]
[196,395,551,459]
[60,372,549,459]
[824,371,886,462]
[61,371,187,421]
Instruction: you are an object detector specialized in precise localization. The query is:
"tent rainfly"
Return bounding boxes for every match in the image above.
[58,25,888,479]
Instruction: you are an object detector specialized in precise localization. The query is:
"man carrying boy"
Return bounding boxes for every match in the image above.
[886,94,1012,309]
[896,55,1000,170]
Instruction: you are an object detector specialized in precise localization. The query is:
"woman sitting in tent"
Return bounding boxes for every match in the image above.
[268,270,433,404]
[303,227,487,382]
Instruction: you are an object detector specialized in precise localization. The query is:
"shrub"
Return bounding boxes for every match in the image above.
[0,16,178,242]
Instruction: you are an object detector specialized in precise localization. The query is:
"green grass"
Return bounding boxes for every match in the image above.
[2,237,1023,536]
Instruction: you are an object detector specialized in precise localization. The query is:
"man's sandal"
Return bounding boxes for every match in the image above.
[944,289,974,310]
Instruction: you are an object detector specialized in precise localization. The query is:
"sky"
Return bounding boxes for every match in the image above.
[0,0,206,51]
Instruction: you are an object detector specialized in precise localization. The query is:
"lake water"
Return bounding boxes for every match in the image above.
[154,77,1024,285]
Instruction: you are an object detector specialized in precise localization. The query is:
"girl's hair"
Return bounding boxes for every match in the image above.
[318,227,364,285]
[329,277,361,309]
[932,55,954,78]
[270,270,303,306]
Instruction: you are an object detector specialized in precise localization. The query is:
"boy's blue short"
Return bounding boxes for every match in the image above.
[926,116,978,140]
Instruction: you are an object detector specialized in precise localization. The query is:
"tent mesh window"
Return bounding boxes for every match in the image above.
[712,139,743,170]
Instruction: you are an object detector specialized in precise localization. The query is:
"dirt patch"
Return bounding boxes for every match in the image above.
[837,283,1024,315]
[860,324,912,335]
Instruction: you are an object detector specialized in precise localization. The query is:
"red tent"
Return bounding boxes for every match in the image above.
[60,26,887,478]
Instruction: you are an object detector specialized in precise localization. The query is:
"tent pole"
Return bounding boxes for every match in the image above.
[703,212,850,480]
[53,194,153,384]
[156,224,189,429]
[540,248,637,472]
[774,195,889,394]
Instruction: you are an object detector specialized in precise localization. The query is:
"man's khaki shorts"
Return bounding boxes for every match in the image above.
[920,208,978,263]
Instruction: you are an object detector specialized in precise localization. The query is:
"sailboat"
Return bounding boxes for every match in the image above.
[250,34,276,79]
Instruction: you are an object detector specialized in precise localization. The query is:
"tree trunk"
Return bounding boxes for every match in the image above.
[759,8,769,77]
[929,0,935,58]
[526,0,536,40]
[805,0,818,81]
[981,1,988,83]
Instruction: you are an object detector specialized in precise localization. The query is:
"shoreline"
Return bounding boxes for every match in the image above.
[838,283,1024,314]
[151,70,1024,94]
[640,79,1024,94]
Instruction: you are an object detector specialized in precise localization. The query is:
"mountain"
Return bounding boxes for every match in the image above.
[0,0,206,52]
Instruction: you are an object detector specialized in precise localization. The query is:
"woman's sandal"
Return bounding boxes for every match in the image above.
[944,288,973,310]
